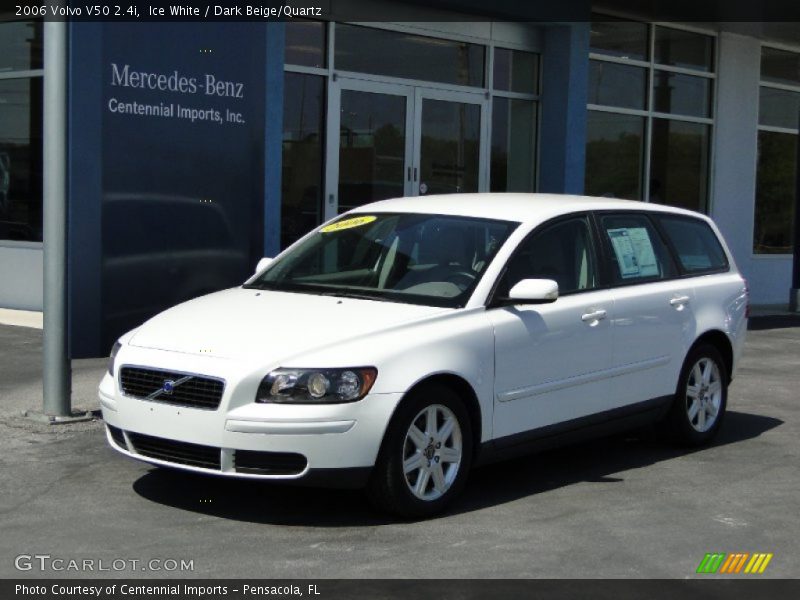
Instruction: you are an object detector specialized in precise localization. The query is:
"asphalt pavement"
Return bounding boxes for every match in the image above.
[0,319,798,579]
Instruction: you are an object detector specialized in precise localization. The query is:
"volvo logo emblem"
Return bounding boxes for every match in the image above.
[146,375,193,400]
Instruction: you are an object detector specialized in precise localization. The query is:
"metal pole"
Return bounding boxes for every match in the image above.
[791,113,800,313]
[42,20,71,416]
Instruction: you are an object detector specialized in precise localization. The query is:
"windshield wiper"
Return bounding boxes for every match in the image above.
[318,290,390,302]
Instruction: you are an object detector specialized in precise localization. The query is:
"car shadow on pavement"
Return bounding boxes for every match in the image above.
[131,410,781,525]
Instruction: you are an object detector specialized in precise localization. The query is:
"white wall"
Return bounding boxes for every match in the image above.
[0,244,43,310]
[711,32,793,305]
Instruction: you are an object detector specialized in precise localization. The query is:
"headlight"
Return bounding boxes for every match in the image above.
[108,341,122,376]
[256,367,378,404]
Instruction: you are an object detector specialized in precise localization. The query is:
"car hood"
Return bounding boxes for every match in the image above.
[129,287,451,363]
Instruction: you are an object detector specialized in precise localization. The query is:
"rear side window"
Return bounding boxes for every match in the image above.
[599,214,677,283]
[656,216,729,274]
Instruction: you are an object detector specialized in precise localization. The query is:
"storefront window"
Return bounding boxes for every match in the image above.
[754,131,796,254]
[649,118,710,211]
[0,20,43,243]
[588,61,646,110]
[493,48,538,95]
[490,48,539,193]
[491,98,537,192]
[754,46,799,255]
[0,20,43,72]
[758,87,800,130]
[335,24,485,88]
[654,26,714,72]
[584,112,644,200]
[281,72,325,249]
[652,71,712,118]
[761,47,800,87]
[590,18,648,61]
[587,17,714,212]
[283,24,541,237]
[284,20,326,69]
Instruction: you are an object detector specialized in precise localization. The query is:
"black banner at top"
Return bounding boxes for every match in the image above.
[3,0,800,22]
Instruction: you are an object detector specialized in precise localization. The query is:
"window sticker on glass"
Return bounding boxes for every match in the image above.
[320,215,377,233]
[607,227,659,279]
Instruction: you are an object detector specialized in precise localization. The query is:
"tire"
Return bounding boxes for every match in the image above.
[660,343,728,446]
[367,383,473,519]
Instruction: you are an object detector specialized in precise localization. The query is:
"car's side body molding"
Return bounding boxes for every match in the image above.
[476,395,673,466]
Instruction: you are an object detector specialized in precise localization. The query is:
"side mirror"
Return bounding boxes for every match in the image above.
[505,278,559,304]
[255,257,273,274]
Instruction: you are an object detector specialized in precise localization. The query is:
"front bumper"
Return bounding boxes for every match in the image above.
[99,347,403,486]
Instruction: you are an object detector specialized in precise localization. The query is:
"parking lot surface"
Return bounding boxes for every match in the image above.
[0,321,798,578]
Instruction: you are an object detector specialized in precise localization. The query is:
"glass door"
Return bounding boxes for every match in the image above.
[326,78,414,217]
[413,88,488,196]
[326,79,488,215]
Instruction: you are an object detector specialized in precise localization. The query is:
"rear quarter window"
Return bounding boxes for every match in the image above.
[656,215,729,274]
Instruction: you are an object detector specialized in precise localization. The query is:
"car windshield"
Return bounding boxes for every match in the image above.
[245,212,519,308]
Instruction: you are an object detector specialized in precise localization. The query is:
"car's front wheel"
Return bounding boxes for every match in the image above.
[661,343,728,445]
[367,383,473,518]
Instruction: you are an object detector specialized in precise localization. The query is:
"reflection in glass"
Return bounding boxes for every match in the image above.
[761,47,800,87]
[584,111,644,200]
[419,99,480,196]
[0,77,43,242]
[588,60,646,110]
[491,98,536,192]
[0,20,42,72]
[654,26,714,72]
[754,131,797,254]
[590,17,648,61]
[338,90,406,211]
[493,48,538,95]
[335,24,485,87]
[759,87,800,130]
[282,73,325,248]
[649,118,709,212]
[284,21,326,69]
[652,70,712,118]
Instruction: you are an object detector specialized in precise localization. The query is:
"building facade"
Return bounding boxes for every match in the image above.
[0,4,798,356]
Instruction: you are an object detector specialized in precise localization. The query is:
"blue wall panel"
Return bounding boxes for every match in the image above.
[539,22,590,195]
[69,23,281,356]
[68,22,104,358]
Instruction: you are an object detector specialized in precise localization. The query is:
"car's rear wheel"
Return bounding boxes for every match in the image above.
[367,383,473,518]
[661,343,728,445]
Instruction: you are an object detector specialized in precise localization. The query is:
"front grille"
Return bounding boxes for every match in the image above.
[234,450,307,475]
[107,424,126,448]
[127,432,221,470]
[120,366,224,410]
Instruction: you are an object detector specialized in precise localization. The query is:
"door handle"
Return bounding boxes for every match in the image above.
[669,295,691,307]
[581,309,607,323]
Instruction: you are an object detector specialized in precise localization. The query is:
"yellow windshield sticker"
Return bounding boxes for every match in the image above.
[320,215,377,233]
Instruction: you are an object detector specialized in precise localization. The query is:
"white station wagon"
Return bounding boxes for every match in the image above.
[100,194,748,517]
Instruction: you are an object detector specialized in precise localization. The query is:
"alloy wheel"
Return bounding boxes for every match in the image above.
[685,357,722,433]
[402,404,463,501]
